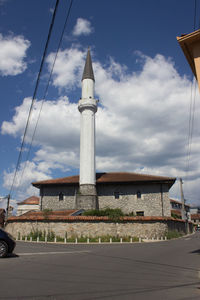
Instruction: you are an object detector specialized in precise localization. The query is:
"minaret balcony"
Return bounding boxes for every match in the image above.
[78,98,98,113]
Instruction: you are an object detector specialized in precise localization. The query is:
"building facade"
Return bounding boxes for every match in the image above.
[32,172,175,217]
[30,51,176,218]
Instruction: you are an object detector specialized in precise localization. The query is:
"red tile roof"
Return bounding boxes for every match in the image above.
[7,212,186,223]
[18,196,39,205]
[12,209,79,219]
[191,214,200,220]
[32,172,175,188]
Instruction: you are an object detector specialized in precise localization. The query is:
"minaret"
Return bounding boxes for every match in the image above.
[76,48,98,209]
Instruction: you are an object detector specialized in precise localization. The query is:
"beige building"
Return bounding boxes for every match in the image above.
[17,196,40,216]
[32,172,175,217]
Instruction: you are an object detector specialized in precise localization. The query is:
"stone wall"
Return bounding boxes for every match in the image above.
[5,217,193,239]
[41,182,171,216]
[41,185,77,210]
[97,183,171,216]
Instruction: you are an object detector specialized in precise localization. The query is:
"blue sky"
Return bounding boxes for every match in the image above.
[0,0,200,209]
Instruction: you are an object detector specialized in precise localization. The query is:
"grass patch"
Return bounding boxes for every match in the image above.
[21,230,140,243]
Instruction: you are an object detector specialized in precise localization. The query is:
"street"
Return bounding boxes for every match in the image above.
[0,233,200,299]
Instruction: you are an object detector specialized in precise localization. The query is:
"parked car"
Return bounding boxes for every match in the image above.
[0,228,16,258]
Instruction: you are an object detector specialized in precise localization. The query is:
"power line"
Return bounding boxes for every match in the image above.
[181,1,198,201]
[17,0,74,194]
[194,0,197,30]
[8,0,60,198]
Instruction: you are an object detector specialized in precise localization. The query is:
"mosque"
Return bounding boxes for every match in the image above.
[32,49,176,217]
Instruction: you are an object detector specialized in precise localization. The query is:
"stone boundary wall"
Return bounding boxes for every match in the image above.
[5,216,193,239]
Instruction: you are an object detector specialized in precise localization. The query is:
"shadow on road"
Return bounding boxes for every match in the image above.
[2,253,19,259]
[190,249,200,254]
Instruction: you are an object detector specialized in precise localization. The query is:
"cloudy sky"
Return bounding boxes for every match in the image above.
[0,0,200,209]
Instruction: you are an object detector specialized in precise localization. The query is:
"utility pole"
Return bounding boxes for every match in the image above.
[180,178,186,220]
[180,178,189,234]
[6,194,10,220]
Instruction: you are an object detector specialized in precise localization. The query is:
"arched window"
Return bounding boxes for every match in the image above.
[59,192,64,201]
[137,190,141,199]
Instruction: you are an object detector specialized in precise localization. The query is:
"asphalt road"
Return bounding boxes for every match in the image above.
[1,233,200,300]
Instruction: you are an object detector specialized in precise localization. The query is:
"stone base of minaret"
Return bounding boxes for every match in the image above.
[76,184,98,210]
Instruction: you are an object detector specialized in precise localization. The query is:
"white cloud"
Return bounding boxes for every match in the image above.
[46,48,85,90]
[73,18,93,36]
[2,47,200,204]
[1,95,80,197]
[3,161,49,201]
[0,33,30,76]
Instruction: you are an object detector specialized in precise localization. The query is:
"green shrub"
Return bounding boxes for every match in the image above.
[22,230,140,244]
[78,236,87,243]
[28,229,43,240]
[83,208,123,217]
[166,230,184,239]
[89,237,99,242]
[67,237,76,242]
[83,208,124,222]
[56,236,64,242]
[171,212,181,219]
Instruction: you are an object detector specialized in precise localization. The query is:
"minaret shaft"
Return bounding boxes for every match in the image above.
[79,107,96,185]
[76,49,98,209]
[82,78,94,99]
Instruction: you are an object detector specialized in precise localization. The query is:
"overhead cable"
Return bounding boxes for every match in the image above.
[8,0,60,198]
[17,0,74,194]
[184,0,198,196]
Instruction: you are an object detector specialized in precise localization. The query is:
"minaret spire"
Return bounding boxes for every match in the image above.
[82,48,95,81]
[77,49,98,210]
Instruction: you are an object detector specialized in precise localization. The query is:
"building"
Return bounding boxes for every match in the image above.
[190,206,200,225]
[17,196,40,216]
[191,214,200,225]
[190,206,200,214]
[32,172,175,217]
[170,199,190,220]
[30,50,176,217]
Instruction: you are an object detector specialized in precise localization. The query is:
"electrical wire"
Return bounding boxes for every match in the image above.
[183,0,198,199]
[17,0,74,194]
[8,0,60,198]
[194,0,197,30]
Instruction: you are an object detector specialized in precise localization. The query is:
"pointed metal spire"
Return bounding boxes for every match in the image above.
[82,48,95,81]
